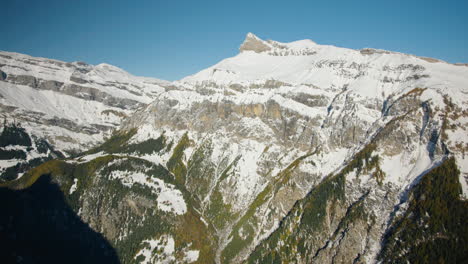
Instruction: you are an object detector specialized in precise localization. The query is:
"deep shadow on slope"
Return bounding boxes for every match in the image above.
[0,174,120,264]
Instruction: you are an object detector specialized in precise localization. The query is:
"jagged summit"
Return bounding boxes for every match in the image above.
[183,34,468,104]
[246,32,260,39]
[239,32,272,53]
[239,32,317,54]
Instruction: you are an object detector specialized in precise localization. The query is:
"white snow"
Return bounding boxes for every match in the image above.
[0,158,25,169]
[180,33,468,110]
[0,50,170,154]
[73,151,108,163]
[134,235,175,264]
[380,143,434,187]
[0,51,167,103]
[0,125,60,179]
[455,153,468,199]
[2,34,468,263]
[129,124,164,144]
[133,235,199,264]
[296,147,350,183]
[109,170,187,215]
[183,250,200,263]
[69,178,78,194]
[380,153,408,184]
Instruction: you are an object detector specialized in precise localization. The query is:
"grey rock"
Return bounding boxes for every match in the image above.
[6,74,38,88]
[4,74,143,110]
[70,75,89,84]
[38,80,64,91]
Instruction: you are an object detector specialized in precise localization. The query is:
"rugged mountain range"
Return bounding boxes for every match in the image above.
[0,33,467,263]
[0,51,169,153]
[0,51,170,180]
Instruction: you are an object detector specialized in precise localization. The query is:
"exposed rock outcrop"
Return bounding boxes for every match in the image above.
[239,33,272,53]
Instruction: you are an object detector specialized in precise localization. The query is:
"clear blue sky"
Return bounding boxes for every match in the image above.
[1,0,467,81]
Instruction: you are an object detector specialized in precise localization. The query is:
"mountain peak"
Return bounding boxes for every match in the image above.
[95,63,128,74]
[240,32,272,53]
[245,32,260,39]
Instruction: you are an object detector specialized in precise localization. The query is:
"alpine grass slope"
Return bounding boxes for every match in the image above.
[0,33,467,263]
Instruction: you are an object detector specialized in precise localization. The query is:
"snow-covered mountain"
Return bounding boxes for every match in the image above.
[0,51,171,181]
[0,51,169,153]
[1,33,467,264]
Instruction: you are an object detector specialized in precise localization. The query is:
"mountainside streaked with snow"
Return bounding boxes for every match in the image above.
[0,51,169,153]
[1,33,467,264]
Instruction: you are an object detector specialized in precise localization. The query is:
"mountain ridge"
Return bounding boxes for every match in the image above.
[236,32,465,66]
[1,34,467,263]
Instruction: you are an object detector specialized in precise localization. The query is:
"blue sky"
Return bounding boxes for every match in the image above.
[1,0,467,80]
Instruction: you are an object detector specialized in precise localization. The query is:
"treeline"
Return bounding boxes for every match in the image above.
[379,157,468,263]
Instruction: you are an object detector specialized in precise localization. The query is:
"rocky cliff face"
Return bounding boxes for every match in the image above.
[0,51,169,154]
[0,52,171,180]
[1,34,467,264]
[0,122,63,182]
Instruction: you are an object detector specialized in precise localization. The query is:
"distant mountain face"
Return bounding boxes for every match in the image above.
[0,51,171,180]
[1,34,467,264]
[0,51,170,154]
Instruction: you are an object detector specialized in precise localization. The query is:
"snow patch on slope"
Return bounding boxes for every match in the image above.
[109,170,187,215]
[69,178,78,194]
[134,235,175,264]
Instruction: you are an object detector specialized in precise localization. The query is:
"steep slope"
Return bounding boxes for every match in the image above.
[0,51,169,154]
[0,122,63,182]
[2,129,216,264]
[120,33,468,263]
[0,51,172,180]
[379,157,467,263]
[1,34,467,264]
